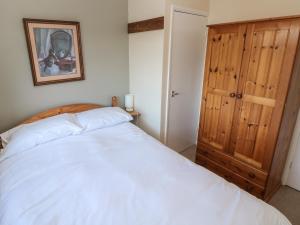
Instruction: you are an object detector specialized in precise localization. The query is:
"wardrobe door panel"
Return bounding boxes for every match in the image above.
[199,25,246,152]
[232,102,274,169]
[230,19,300,170]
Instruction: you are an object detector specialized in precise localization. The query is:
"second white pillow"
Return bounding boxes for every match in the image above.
[76,107,133,132]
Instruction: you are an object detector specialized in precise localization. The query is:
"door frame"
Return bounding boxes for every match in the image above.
[160,4,208,145]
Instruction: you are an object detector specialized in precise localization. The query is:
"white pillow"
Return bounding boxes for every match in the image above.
[76,107,133,132]
[5,113,82,153]
[0,125,23,149]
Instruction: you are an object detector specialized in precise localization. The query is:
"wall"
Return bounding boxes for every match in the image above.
[166,0,209,13]
[128,0,165,23]
[128,0,165,139]
[282,111,300,190]
[160,0,209,142]
[129,32,164,139]
[0,0,129,132]
[209,0,300,24]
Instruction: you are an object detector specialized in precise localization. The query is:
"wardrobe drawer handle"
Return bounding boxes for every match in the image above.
[248,172,256,179]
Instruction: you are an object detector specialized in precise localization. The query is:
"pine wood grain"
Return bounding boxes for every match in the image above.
[229,19,298,171]
[198,24,246,153]
[197,16,300,200]
[21,104,102,124]
[128,17,164,33]
[264,19,300,199]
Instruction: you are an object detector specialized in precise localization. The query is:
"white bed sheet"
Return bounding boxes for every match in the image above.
[0,122,291,225]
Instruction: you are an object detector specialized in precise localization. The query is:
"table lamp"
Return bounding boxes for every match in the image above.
[125,94,134,112]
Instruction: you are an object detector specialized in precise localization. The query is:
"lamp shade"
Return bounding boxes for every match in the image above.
[125,94,134,112]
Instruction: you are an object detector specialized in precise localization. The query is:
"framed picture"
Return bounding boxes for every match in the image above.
[23,18,85,86]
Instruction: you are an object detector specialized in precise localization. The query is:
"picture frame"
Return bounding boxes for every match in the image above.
[23,18,85,86]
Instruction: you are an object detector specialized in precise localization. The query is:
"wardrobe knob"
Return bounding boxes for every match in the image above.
[229,93,236,98]
[236,93,243,99]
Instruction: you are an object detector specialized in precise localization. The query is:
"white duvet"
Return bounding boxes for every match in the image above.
[0,122,291,225]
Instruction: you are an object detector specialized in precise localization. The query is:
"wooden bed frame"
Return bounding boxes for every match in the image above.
[21,103,103,124]
[0,97,121,149]
[22,96,120,124]
[0,104,103,149]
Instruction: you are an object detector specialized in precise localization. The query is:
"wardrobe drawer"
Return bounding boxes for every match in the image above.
[196,154,265,199]
[197,144,230,168]
[229,160,267,187]
[197,145,268,187]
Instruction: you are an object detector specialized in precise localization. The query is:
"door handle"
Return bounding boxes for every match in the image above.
[171,90,179,98]
[236,93,243,99]
[229,92,236,98]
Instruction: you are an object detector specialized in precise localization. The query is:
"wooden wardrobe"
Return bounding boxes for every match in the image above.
[196,16,300,200]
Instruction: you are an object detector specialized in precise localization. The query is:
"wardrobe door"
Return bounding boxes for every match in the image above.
[199,24,246,153]
[230,19,300,170]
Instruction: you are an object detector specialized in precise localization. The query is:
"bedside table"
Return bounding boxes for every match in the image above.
[127,111,141,125]
[111,96,141,125]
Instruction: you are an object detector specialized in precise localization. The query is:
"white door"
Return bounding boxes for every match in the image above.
[166,10,207,152]
[286,112,300,191]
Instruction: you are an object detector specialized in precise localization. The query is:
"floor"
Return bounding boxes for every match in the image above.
[270,186,300,225]
[181,146,300,225]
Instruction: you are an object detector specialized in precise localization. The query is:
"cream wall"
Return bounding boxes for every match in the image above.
[166,0,209,13]
[0,0,129,132]
[128,0,165,23]
[129,31,164,139]
[128,0,165,139]
[160,0,209,142]
[209,0,300,24]
[129,0,209,140]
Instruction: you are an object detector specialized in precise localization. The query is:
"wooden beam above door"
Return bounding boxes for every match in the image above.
[128,17,164,33]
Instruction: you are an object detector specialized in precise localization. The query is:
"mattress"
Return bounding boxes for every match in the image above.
[0,122,291,225]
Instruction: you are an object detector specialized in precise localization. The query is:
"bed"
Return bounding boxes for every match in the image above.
[0,104,291,225]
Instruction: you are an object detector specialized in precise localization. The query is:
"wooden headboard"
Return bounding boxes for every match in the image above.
[0,103,105,150]
[21,103,103,124]
[21,95,121,124]
[0,97,120,149]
